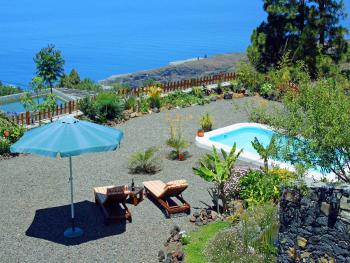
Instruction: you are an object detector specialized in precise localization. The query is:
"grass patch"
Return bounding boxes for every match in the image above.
[184,221,230,263]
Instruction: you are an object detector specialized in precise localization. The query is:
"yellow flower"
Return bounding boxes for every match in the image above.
[147,86,162,98]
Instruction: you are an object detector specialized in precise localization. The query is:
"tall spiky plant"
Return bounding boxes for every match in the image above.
[166,118,189,160]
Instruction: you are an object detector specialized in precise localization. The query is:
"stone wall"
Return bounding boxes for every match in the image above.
[278,180,350,263]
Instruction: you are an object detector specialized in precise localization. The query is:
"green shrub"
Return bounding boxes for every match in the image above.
[236,61,264,92]
[230,79,241,92]
[239,168,296,204]
[94,92,124,122]
[0,137,10,155]
[199,112,213,132]
[0,82,22,97]
[139,97,150,113]
[6,126,25,144]
[260,83,272,96]
[78,96,97,120]
[0,113,25,145]
[191,87,203,98]
[124,96,137,111]
[180,234,191,245]
[163,91,207,108]
[204,203,278,263]
[128,147,161,174]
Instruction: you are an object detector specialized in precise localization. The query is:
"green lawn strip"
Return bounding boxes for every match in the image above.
[184,221,230,263]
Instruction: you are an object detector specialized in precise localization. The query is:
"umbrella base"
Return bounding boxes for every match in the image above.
[64,227,83,238]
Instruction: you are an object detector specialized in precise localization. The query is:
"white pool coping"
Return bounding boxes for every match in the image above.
[195,122,336,181]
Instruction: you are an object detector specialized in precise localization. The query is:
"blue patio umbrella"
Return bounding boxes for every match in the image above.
[11,116,123,238]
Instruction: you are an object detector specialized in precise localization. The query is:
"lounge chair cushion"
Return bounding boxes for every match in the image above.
[143,180,167,198]
[166,180,188,187]
[107,185,127,194]
[94,185,127,204]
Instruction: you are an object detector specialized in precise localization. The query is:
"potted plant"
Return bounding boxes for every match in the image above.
[197,129,205,137]
[166,120,189,161]
[200,112,213,132]
[178,153,185,161]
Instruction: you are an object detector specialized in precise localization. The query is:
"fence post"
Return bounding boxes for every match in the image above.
[20,113,24,125]
[25,111,30,125]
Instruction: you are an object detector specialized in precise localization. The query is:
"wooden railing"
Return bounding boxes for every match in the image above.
[117,72,236,96]
[11,72,236,126]
[12,100,80,126]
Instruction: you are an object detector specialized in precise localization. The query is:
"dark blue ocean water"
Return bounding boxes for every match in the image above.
[0,0,349,88]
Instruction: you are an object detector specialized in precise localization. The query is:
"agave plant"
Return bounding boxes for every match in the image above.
[193,144,242,213]
[128,147,161,174]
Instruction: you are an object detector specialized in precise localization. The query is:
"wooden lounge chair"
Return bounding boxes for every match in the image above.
[143,180,190,217]
[94,185,132,224]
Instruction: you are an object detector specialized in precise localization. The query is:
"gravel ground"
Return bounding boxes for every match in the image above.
[0,97,269,263]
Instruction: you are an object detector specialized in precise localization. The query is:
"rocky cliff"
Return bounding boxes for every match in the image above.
[101,53,245,88]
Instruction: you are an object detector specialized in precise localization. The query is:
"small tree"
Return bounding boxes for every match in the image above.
[263,78,350,182]
[68,69,80,86]
[34,44,65,93]
[193,145,242,213]
[58,69,81,89]
[22,77,58,123]
[251,135,278,172]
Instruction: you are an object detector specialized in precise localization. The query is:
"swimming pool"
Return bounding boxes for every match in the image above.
[195,123,334,180]
[0,96,65,114]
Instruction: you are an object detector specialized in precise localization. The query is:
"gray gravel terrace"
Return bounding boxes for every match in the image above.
[0,97,270,263]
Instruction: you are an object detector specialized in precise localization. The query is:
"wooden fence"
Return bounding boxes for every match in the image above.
[116,72,236,96]
[12,100,80,126]
[11,72,236,126]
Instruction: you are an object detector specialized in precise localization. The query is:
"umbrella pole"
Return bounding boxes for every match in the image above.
[64,156,83,238]
[69,156,75,231]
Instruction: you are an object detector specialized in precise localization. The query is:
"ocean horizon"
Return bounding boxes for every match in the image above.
[0,0,349,89]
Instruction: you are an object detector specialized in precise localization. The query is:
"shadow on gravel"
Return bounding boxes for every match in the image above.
[146,194,190,219]
[26,200,126,246]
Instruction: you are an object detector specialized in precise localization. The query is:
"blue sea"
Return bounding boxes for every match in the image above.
[0,0,349,89]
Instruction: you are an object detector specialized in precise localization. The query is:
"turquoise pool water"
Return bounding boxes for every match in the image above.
[210,126,276,155]
[210,126,322,174]
[0,96,65,114]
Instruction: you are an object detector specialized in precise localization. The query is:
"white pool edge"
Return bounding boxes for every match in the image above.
[195,122,336,181]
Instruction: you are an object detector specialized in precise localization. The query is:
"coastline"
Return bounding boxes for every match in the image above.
[100,52,245,88]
